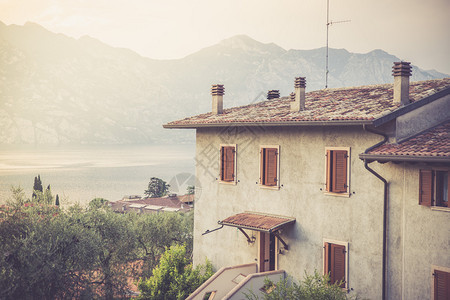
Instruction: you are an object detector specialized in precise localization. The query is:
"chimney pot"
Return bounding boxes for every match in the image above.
[211,84,224,114]
[267,90,280,100]
[392,62,412,105]
[291,77,306,112]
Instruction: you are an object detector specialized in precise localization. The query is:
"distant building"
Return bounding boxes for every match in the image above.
[121,195,142,201]
[109,194,193,214]
[164,62,450,299]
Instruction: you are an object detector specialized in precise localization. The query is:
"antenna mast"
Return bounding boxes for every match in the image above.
[325,0,350,88]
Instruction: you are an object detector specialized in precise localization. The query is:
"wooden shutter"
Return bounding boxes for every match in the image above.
[330,244,346,288]
[326,150,331,192]
[332,150,348,193]
[324,242,330,276]
[221,146,235,182]
[265,148,278,186]
[447,171,450,208]
[419,169,433,207]
[434,270,450,300]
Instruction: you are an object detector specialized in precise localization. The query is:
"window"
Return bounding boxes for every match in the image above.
[260,146,279,187]
[323,240,348,289]
[419,169,449,207]
[220,145,236,183]
[325,148,350,194]
[433,269,450,300]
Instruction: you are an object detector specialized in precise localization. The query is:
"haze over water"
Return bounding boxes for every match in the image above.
[0,144,195,206]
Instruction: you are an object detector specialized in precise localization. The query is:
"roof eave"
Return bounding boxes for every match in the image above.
[163,120,373,129]
[359,153,450,164]
[372,86,450,127]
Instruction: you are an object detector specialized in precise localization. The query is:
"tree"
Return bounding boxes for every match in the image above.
[144,177,169,198]
[32,175,43,200]
[44,185,53,205]
[55,194,60,206]
[137,244,213,300]
[186,185,195,195]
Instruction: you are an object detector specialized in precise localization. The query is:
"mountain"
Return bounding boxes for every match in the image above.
[0,22,447,145]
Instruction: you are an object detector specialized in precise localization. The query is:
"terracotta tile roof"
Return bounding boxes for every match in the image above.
[220,212,295,233]
[109,195,192,213]
[364,122,450,161]
[164,79,450,128]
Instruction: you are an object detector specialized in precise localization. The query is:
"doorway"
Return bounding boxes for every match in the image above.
[259,232,277,272]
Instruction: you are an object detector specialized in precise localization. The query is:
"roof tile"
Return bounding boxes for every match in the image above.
[367,122,450,158]
[165,79,450,127]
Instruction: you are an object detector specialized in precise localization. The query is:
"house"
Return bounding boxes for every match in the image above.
[164,62,450,299]
[109,194,193,214]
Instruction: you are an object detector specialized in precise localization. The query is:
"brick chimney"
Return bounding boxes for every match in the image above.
[211,84,224,114]
[392,62,412,105]
[267,90,280,100]
[290,77,306,112]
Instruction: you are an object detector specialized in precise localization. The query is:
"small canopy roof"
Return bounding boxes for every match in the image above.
[219,211,295,233]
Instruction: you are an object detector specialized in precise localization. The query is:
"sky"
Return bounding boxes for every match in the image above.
[1,0,449,74]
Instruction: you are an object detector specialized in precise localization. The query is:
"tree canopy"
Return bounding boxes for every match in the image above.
[0,187,195,299]
[145,177,170,198]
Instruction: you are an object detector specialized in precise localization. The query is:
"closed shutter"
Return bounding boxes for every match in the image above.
[434,270,450,300]
[419,169,433,207]
[221,146,235,182]
[330,244,346,288]
[447,171,450,207]
[326,150,331,192]
[265,148,278,186]
[332,150,348,193]
[324,242,330,276]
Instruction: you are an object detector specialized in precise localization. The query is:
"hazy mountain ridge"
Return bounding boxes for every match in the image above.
[0,22,447,145]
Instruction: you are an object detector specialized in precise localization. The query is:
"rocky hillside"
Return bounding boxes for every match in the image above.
[0,22,447,145]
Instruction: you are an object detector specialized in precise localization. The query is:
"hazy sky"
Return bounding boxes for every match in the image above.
[1,0,449,74]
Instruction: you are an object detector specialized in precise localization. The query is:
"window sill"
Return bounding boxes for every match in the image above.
[323,191,350,198]
[431,206,450,212]
[219,180,237,185]
[259,184,280,190]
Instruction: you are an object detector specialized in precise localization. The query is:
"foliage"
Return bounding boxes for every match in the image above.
[137,244,213,300]
[88,197,109,210]
[144,177,170,198]
[0,186,195,299]
[186,185,195,195]
[30,176,54,204]
[245,270,352,300]
[134,211,194,278]
[33,175,43,192]
[55,194,60,206]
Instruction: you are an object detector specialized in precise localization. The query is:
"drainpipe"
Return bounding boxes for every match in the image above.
[362,125,388,300]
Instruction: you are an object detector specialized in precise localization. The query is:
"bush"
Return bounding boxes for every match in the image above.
[245,270,354,300]
[138,244,213,300]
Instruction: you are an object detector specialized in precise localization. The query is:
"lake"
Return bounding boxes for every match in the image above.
[0,144,195,207]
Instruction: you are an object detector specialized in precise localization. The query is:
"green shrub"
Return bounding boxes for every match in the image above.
[245,270,355,300]
[138,244,213,300]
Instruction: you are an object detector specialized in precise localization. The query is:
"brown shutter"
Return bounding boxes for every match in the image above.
[220,147,224,180]
[260,149,264,184]
[434,270,450,300]
[265,148,278,186]
[326,150,331,192]
[332,150,348,193]
[447,171,450,208]
[330,244,346,288]
[419,169,433,207]
[222,146,235,182]
[324,242,330,276]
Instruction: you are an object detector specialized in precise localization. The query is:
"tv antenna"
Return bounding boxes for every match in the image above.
[325,0,350,88]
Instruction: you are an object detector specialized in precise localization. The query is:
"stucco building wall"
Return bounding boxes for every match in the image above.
[194,125,384,298]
